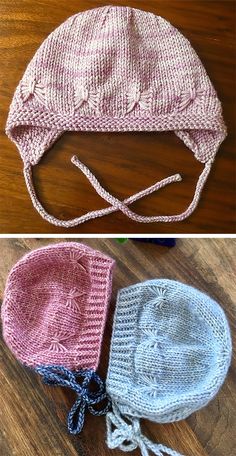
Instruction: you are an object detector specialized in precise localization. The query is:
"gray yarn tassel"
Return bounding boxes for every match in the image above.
[106,403,185,456]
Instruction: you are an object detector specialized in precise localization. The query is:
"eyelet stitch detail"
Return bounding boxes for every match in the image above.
[139,374,160,398]
[142,328,164,350]
[126,87,151,114]
[74,86,99,112]
[147,286,167,309]
[66,288,87,312]
[48,330,71,353]
[21,77,46,104]
[69,251,88,273]
[178,87,205,111]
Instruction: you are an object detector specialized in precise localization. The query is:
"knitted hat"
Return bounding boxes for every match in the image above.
[6,6,226,227]
[106,279,232,456]
[1,242,115,434]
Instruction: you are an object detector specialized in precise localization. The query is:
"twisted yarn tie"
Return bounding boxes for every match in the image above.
[24,154,212,226]
[107,404,185,456]
[71,156,182,223]
[23,160,182,228]
[36,365,110,434]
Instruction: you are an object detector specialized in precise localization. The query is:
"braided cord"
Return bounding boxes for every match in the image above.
[36,365,110,434]
[106,403,185,456]
[24,154,212,227]
[73,155,212,223]
[23,158,181,227]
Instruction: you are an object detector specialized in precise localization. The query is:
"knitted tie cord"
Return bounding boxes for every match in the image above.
[106,279,232,456]
[6,6,226,227]
[1,242,115,433]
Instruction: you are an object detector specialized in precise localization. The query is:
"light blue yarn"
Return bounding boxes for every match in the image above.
[107,403,184,456]
[106,279,232,456]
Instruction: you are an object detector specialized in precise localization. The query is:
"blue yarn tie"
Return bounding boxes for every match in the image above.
[36,365,110,434]
[107,403,185,456]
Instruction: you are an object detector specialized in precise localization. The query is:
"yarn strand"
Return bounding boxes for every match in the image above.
[36,365,110,434]
[72,155,213,223]
[23,159,182,227]
[24,155,212,227]
[71,155,182,222]
[106,403,185,456]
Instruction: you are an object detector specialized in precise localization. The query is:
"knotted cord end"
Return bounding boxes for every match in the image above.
[176,174,182,182]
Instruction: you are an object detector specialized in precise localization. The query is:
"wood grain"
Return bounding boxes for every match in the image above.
[0,238,235,456]
[0,1,235,234]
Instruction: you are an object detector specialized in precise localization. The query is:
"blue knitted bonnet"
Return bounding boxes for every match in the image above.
[106,279,232,456]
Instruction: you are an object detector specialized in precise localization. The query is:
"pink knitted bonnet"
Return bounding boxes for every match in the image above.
[1,242,115,433]
[6,6,226,227]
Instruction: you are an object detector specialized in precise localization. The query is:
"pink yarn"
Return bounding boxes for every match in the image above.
[6,6,227,226]
[1,242,115,370]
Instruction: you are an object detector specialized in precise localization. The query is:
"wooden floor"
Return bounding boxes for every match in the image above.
[0,238,235,456]
[0,1,235,234]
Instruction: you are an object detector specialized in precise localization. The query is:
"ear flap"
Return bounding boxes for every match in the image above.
[175,128,226,163]
[6,124,62,165]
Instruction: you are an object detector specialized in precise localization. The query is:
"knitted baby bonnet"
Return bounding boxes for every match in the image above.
[1,242,115,434]
[6,6,226,227]
[106,279,232,456]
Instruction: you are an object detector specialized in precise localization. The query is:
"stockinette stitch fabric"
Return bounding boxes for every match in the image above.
[6,6,226,227]
[106,279,232,456]
[1,242,115,434]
